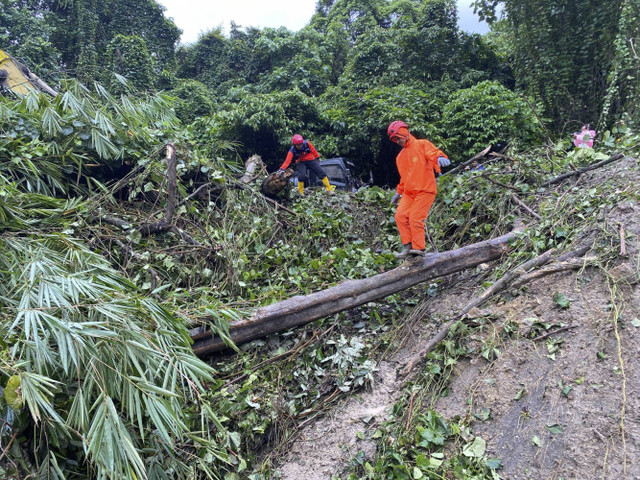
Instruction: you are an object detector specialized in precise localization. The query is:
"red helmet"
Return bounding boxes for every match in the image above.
[292,134,304,145]
[387,121,408,139]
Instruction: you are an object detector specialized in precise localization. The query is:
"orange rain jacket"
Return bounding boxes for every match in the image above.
[395,134,447,195]
[280,141,320,170]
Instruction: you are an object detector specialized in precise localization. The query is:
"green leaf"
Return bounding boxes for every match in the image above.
[462,436,486,458]
[474,407,492,421]
[4,375,23,410]
[532,435,542,447]
[552,292,571,309]
[546,423,564,434]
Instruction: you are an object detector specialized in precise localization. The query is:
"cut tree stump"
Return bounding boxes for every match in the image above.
[191,229,520,356]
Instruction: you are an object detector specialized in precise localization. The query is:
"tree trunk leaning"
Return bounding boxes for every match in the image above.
[191,230,520,356]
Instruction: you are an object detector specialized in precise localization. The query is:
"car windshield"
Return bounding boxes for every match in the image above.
[322,162,348,183]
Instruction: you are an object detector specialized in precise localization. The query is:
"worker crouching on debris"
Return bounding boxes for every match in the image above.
[388,121,450,259]
[278,134,332,194]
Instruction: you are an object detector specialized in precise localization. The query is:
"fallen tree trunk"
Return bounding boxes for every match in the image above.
[191,229,520,356]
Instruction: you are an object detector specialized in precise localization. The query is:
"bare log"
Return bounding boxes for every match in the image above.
[191,230,520,356]
[542,153,625,187]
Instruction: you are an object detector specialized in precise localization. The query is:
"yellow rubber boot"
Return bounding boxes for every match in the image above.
[297,181,305,195]
[321,176,332,192]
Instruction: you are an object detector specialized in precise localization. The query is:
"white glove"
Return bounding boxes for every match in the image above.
[391,193,401,205]
[438,156,451,167]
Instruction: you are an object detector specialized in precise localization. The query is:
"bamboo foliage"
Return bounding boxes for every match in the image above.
[0,235,226,479]
[0,81,178,196]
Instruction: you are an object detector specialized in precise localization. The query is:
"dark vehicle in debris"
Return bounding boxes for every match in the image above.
[301,157,359,192]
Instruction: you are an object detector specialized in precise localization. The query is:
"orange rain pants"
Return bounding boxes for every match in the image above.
[394,192,436,250]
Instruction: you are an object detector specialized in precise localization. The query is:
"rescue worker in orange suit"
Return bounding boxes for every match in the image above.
[278,134,332,194]
[387,121,450,259]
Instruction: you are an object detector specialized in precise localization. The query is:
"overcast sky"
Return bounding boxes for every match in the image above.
[157,0,490,44]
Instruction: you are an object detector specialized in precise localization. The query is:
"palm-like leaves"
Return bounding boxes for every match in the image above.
[0,235,226,479]
[0,80,179,196]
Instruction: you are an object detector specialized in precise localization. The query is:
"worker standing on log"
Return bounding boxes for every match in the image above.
[278,134,332,195]
[388,121,450,259]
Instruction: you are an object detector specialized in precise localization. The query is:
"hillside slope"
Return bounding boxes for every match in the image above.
[274,156,640,479]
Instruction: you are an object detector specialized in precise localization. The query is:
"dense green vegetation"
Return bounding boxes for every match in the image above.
[7,0,639,178]
[1,0,639,479]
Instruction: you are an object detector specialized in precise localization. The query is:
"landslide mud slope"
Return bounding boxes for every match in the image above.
[275,156,640,480]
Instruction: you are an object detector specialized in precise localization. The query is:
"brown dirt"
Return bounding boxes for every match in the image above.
[274,156,640,479]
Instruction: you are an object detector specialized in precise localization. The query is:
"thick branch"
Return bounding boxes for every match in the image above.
[458,248,555,317]
[511,257,595,289]
[542,153,625,187]
[446,145,492,176]
[164,143,177,224]
[191,230,520,356]
[511,194,542,220]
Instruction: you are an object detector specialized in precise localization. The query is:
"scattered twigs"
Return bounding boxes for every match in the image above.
[222,320,340,388]
[179,182,223,206]
[620,223,626,256]
[457,248,555,317]
[479,174,521,192]
[511,194,542,220]
[260,194,297,215]
[94,214,133,229]
[531,325,578,342]
[401,249,556,376]
[400,317,464,377]
[446,145,492,176]
[542,153,625,187]
[593,428,607,443]
[170,225,201,246]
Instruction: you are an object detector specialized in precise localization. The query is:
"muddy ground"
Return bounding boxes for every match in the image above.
[274,157,640,479]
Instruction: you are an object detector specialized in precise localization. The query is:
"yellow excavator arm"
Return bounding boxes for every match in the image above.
[0,48,58,97]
